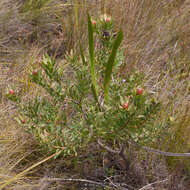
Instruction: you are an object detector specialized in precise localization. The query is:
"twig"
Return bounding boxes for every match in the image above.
[44,177,130,190]
[98,139,130,169]
[138,178,169,190]
[104,175,134,190]
[117,141,130,168]
[128,140,190,157]
[42,177,108,188]
[97,139,119,154]
[104,176,129,190]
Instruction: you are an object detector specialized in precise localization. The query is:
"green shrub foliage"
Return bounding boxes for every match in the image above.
[7,15,161,157]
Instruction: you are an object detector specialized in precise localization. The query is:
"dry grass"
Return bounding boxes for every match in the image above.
[0,0,190,189]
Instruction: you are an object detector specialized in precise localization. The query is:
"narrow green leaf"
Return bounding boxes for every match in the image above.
[79,41,87,65]
[91,85,98,103]
[104,29,124,104]
[88,14,99,100]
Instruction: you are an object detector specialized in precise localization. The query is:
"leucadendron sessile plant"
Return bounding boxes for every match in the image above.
[7,14,164,157]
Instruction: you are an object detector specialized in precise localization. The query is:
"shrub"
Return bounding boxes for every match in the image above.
[7,14,162,158]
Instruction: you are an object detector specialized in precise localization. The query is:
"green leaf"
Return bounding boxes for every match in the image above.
[104,29,123,104]
[79,41,87,65]
[88,14,99,100]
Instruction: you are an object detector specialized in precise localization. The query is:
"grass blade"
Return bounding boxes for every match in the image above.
[0,151,61,189]
[88,14,99,100]
[104,29,123,104]
[79,41,87,65]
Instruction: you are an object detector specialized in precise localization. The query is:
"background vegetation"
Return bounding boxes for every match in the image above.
[0,0,190,189]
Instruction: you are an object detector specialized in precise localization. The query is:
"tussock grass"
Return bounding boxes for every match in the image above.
[0,0,190,189]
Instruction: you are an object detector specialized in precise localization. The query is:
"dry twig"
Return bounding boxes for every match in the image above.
[42,177,129,189]
[138,178,169,190]
[128,140,190,157]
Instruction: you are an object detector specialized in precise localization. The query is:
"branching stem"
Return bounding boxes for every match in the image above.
[128,140,190,157]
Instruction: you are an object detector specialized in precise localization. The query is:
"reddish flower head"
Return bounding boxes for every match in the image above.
[9,89,15,95]
[105,17,111,23]
[21,119,25,124]
[122,102,129,109]
[136,88,143,95]
[91,20,96,26]
[32,69,38,75]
